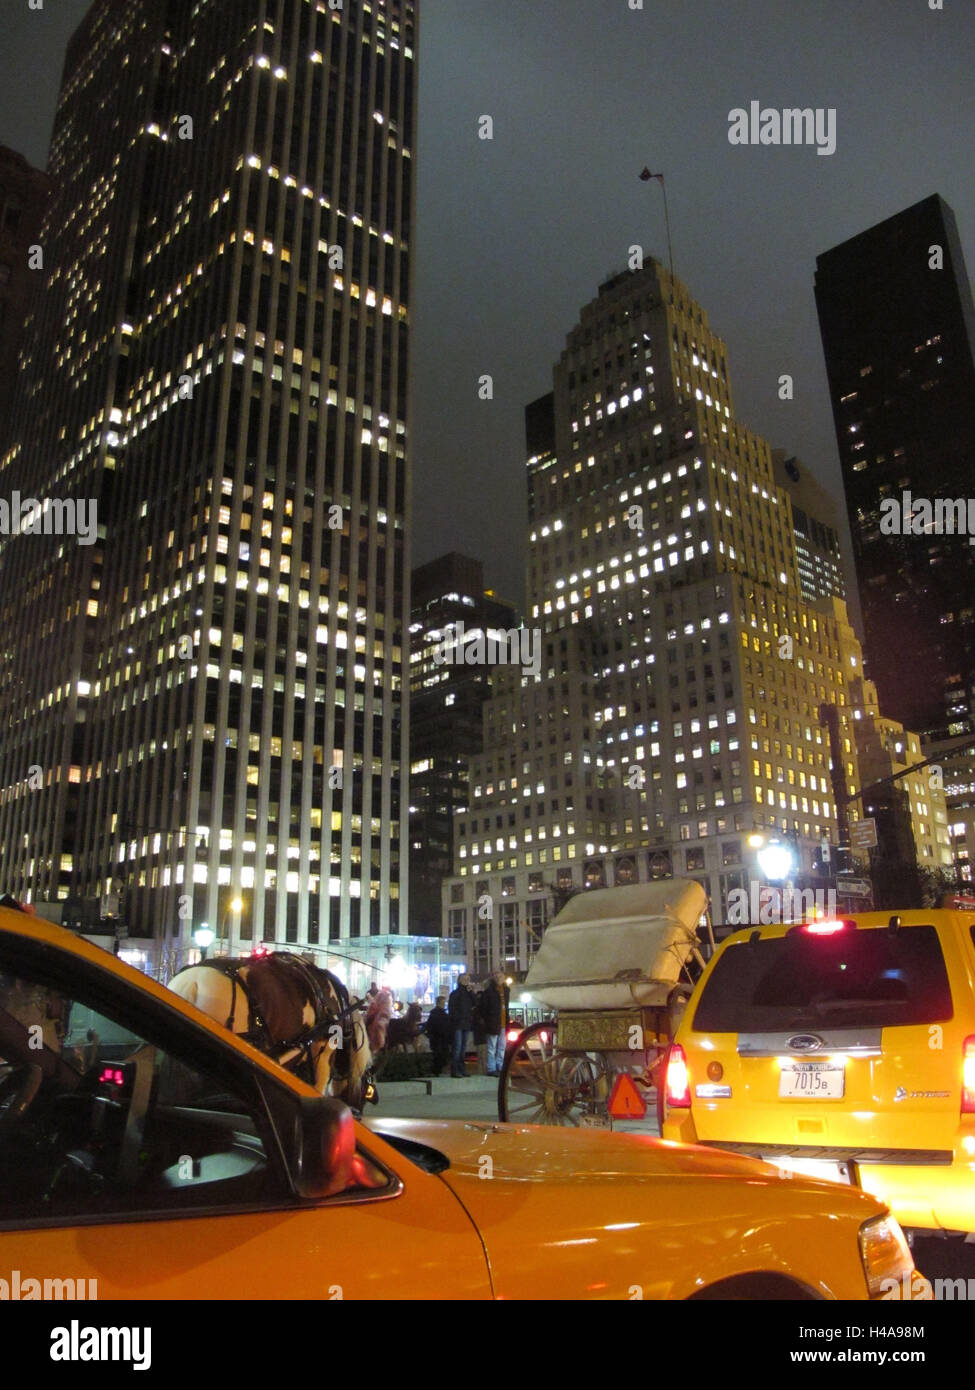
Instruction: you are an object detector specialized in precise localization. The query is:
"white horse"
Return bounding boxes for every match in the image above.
[168,952,374,1112]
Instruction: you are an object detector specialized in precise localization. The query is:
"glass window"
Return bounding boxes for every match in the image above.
[693,926,952,1033]
[0,967,282,1226]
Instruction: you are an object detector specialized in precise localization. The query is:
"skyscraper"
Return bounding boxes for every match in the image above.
[446,259,872,969]
[771,451,845,605]
[0,0,416,960]
[815,194,975,736]
[408,552,517,935]
[0,146,48,440]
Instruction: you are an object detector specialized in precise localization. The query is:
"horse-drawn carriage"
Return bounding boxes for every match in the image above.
[497,879,715,1127]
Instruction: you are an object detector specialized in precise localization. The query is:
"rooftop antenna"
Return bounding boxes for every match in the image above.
[639,167,675,288]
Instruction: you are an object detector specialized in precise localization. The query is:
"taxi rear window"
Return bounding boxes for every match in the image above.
[692,925,952,1033]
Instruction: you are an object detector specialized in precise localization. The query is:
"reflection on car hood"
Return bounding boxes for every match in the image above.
[366,1116,787,1184]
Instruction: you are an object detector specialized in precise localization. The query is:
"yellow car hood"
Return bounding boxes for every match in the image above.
[365,1118,882,1300]
[368,1115,784,1183]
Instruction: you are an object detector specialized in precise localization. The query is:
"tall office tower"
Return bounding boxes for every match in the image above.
[408,552,517,935]
[0,147,48,438]
[0,0,416,959]
[447,260,868,966]
[771,451,845,604]
[815,195,975,737]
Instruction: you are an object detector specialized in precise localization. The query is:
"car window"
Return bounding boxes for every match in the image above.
[0,967,283,1227]
[692,925,953,1033]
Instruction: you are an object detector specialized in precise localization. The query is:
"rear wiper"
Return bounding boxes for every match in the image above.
[810,998,891,1013]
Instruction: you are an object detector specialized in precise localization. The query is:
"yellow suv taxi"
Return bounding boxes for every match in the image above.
[661,908,975,1236]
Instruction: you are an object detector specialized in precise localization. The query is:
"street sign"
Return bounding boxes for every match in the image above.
[836,877,872,898]
[607,1072,647,1119]
[850,818,878,850]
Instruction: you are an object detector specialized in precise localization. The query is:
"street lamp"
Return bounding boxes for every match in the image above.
[756,839,796,883]
[194,923,215,961]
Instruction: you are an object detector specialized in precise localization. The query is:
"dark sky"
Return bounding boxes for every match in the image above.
[2,0,974,617]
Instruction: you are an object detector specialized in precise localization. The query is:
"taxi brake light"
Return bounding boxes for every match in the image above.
[962,1036,975,1114]
[665,1043,691,1108]
[804,919,850,936]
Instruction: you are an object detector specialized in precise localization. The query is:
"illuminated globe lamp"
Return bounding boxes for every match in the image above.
[193,923,215,961]
[756,838,796,884]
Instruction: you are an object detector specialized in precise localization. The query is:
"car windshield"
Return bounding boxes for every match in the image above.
[692,925,953,1033]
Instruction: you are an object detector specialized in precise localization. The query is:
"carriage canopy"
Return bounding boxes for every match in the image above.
[525,879,708,1011]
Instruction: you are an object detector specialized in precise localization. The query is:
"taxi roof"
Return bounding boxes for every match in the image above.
[721,906,975,945]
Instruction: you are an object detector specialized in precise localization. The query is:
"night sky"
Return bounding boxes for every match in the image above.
[2,0,973,617]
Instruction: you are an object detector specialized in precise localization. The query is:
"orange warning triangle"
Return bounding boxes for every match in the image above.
[607,1072,647,1119]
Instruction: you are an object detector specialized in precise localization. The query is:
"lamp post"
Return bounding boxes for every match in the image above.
[219,896,243,954]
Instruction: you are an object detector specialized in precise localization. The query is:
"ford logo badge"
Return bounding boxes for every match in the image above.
[786,1033,824,1052]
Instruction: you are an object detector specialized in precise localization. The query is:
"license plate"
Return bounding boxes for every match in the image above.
[766,1157,854,1185]
[779,1062,844,1098]
[579,1113,613,1130]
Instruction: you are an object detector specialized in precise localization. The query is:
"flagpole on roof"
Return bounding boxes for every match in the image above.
[639,168,675,289]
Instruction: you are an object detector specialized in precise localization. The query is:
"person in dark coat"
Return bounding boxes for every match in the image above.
[447,975,475,1077]
[424,995,452,1076]
[481,969,510,1076]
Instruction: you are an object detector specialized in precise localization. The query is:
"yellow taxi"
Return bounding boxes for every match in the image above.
[0,905,913,1300]
[661,908,975,1237]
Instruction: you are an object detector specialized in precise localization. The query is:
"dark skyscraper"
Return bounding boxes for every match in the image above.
[408,552,517,935]
[0,146,48,440]
[0,0,416,960]
[815,194,975,736]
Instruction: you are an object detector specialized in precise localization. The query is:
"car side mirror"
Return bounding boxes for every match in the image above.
[296,1095,356,1199]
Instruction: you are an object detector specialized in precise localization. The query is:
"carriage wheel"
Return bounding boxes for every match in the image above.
[498,1021,613,1126]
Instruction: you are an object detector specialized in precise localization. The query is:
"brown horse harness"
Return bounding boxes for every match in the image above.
[197,954,354,1087]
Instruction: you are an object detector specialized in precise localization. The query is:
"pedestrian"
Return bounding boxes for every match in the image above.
[481,969,509,1076]
[423,995,452,1076]
[447,974,475,1077]
[364,986,393,1055]
[472,981,489,1074]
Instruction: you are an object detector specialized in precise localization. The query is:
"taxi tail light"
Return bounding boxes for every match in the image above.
[664,1043,691,1108]
[803,918,850,936]
[962,1036,975,1114]
[506,1027,520,1043]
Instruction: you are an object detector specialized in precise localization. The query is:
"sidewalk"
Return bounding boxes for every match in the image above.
[376,1074,498,1099]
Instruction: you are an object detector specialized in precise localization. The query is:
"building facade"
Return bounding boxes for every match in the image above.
[0,147,48,440]
[0,0,417,963]
[815,194,975,737]
[445,260,875,973]
[408,551,517,935]
[771,451,845,604]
